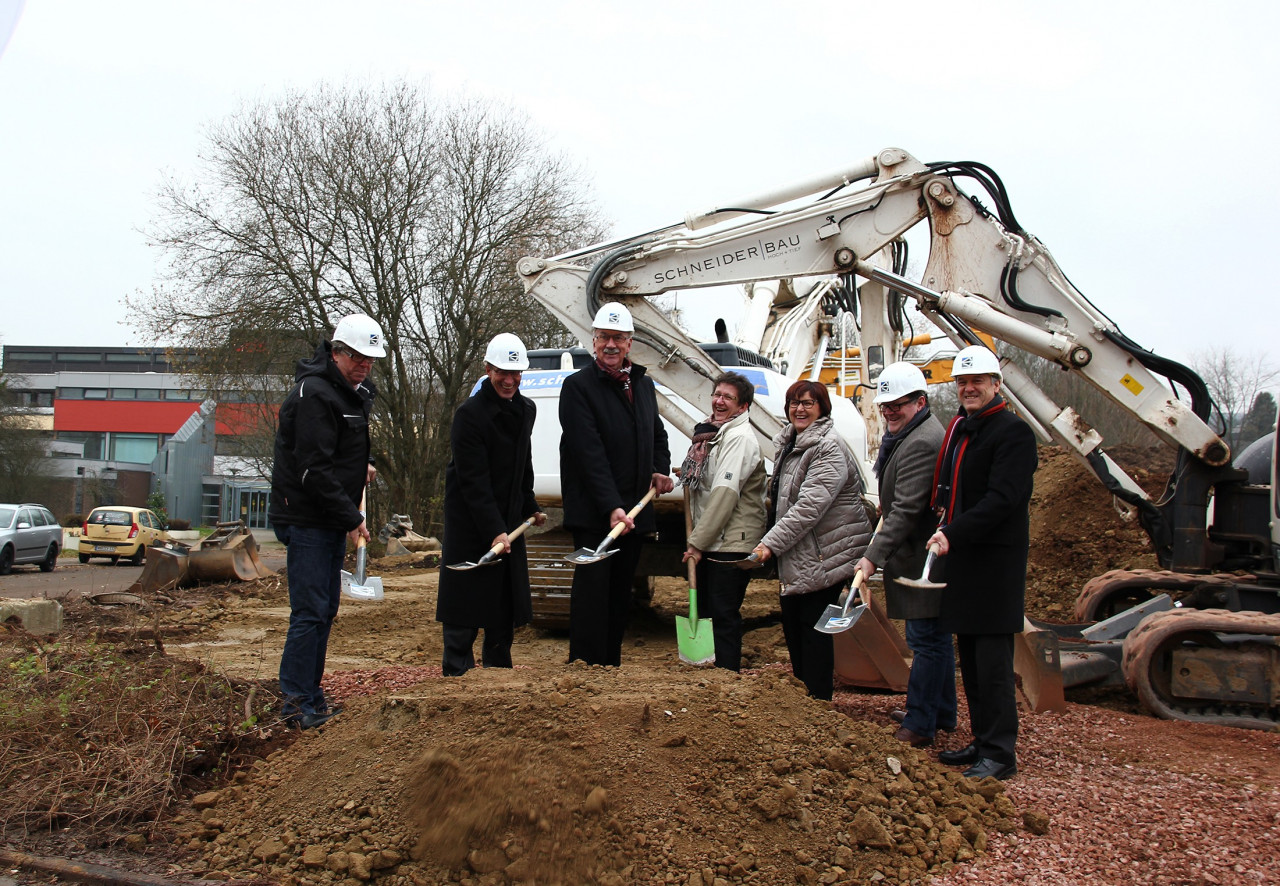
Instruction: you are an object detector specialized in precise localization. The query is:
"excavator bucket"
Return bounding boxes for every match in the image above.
[832,592,912,692]
[126,522,274,594]
[127,543,191,594]
[1014,617,1067,713]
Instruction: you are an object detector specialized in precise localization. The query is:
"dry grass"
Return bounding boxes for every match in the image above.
[0,626,281,841]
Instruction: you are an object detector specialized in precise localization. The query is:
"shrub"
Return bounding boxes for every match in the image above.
[168,518,191,531]
[62,514,84,528]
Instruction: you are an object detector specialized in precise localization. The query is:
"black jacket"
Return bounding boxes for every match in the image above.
[436,379,538,628]
[936,405,1037,635]
[559,361,670,535]
[269,341,375,532]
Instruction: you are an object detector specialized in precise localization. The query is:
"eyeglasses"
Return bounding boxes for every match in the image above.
[711,391,739,403]
[593,332,632,344]
[878,396,916,414]
[337,348,375,365]
[787,399,818,410]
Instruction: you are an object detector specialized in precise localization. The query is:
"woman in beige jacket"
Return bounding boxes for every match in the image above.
[752,380,874,700]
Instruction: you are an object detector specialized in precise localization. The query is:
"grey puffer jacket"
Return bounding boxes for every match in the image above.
[761,416,874,596]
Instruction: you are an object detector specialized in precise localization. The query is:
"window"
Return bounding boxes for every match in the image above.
[112,388,136,399]
[84,388,108,399]
[164,390,191,401]
[17,508,35,527]
[58,388,83,399]
[135,389,160,400]
[56,352,103,363]
[55,432,105,459]
[109,433,160,464]
[89,510,133,526]
[106,352,149,363]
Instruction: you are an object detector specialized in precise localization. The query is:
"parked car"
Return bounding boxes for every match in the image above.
[0,503,63,574]
[79,506,169,565]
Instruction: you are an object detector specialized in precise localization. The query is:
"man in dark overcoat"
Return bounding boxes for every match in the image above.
[856,362,951,748]
[436,333,545,675]
[559,302,674,666]
[927,346,1037,780]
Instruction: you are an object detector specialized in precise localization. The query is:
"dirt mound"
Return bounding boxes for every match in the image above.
[171,662,1028,886]
[1025,446,1167,620]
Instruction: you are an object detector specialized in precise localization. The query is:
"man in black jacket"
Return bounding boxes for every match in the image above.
[560,302,674,665]
[436,333,545,675]
[269,313,384,729]
[927,346,1038,780]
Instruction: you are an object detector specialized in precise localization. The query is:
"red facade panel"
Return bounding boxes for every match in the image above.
[53,399,278,436]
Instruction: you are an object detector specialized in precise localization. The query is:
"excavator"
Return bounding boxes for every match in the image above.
[516,147,1280,730]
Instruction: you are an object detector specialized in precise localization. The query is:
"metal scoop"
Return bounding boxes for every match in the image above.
[341,489,384,601]
[732,551,765,570]
[897,542,947,590]
[563,488,659,565]
[815,569,868,634]
[445,515,538,571]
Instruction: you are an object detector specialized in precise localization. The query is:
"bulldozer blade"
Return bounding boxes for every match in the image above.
[1014,617,1067,713]
[126,544,190,594]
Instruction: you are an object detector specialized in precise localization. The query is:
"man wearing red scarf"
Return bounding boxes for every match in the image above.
[927,346,1037,781]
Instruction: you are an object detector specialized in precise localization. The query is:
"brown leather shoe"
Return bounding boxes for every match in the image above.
[894,725,933,748]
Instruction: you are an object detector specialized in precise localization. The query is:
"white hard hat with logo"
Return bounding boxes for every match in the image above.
[333,314,388,358]
[592,302,635,333]
[952,345,1002,379]
[873,362,929,404]
[484,332,530,371]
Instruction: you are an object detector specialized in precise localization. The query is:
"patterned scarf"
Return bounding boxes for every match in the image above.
[596,358,633,403]
[679,416,728,490]
[930,394,1006,523]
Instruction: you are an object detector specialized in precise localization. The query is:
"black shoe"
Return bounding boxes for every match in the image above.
[890,709,907,724]
[963,757,1017,780]
[288,710,338,730]
[938,742,981,766]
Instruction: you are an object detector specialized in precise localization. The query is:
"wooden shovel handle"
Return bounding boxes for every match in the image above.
[354,488,369,551]
[485,515,539,558]
[604,487,659,542]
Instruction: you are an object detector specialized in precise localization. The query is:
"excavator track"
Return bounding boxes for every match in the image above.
[1121,608,1280,730]
[1074,569,1246,622]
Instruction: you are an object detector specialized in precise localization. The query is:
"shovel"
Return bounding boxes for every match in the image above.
[732,551,765,571]
[563,487,659,565]
[815,569,868,634]
[676,486,715,665]
[445,515,539,571]
[341,490,384,601]
[898,541,947,590]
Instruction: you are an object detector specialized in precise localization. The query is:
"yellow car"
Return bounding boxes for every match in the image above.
[79,506,169,565]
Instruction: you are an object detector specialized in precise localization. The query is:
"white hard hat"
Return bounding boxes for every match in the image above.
[873,362,929,403]
[333,314,387,358]
[952,345,1002,379]
[484,332,530,371]
[592,302,635,333]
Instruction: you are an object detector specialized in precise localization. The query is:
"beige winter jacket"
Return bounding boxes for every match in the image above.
[761,415,874,596]
[687,410,768,553]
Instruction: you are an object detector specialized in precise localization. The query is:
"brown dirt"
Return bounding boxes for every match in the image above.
[5,445,1279,885]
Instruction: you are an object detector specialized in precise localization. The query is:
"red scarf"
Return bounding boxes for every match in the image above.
[596,358,633,403]
[930,397,1006,523]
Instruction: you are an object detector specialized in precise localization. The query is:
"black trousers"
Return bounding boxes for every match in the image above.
[779,582,842,700]
[440,571,515,676]
[568,530,644,666]
[696,555,751,671]
[956,632,1018,764]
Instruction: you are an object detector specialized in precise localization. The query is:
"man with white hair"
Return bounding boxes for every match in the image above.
[560,302,674,666]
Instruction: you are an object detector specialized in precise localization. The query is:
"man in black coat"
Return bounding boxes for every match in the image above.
[927,346,1038,780]
[436,333,546,675]
[270,313,384,729]
[560,302,674,666]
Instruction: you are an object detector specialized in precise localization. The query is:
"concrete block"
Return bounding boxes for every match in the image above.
[0,598,65,635]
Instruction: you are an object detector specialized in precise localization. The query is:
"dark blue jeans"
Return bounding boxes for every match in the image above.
[903,616,958,737]
[275,524,347,717]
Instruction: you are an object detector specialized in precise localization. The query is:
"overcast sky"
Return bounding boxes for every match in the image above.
[1,0,1276,369]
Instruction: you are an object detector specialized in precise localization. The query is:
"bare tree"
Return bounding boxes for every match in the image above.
[0,371,56,504]
[1191,347,1280,454]
[133,82,604,530]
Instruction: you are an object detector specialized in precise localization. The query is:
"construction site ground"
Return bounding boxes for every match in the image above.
[2,446,1278,885]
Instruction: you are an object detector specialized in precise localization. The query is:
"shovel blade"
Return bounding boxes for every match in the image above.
[676,614,716,666]
[446,559,497,571]
[562,546,619,566]
[815,603,867,634]
[341,571,384,601]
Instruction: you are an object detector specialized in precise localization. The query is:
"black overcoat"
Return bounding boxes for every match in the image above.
[866,413,946,620]
[558,361,671,535]
[435,379,539,628]
[936,407,1037,635]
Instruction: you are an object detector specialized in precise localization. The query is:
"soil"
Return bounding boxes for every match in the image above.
[5,445,1279,885]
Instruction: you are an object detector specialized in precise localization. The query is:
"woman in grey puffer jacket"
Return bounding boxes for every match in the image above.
[752,380,874,699]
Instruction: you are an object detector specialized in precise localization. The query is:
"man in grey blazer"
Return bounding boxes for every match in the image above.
[856,363,953,747]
